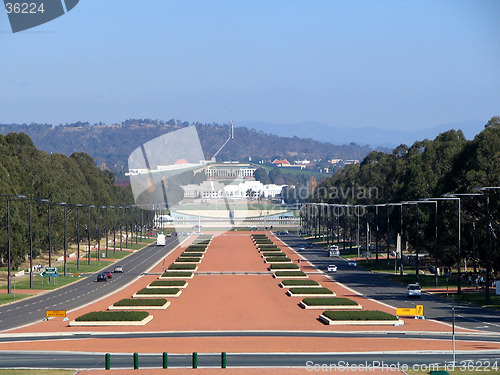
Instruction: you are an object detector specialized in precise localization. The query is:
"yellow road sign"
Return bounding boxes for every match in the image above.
[396,305,424,317]
[46,310,66,318]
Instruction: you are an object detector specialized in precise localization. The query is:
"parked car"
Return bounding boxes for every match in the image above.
[327,265,338,272]
[298,247,305,252]
[113,265,124,273]
[407,283,421,298]
[105,271,113,279]
[348,260,357,267]
[96,273,107,282]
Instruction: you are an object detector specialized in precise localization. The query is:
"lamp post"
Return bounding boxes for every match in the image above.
[5,195,27,294]
[386,203,404,275]
[76,204,83,270]
[56,202,68,276]
[103,206,109,259]
[426,196,461,294]
[87,205,94,266]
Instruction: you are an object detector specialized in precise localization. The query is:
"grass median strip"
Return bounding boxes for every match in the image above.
[75,311,149,321]
[149,280,187,287]
[280,280,320,287]
[168,264,197,270]
[288,287,334,295]
[269,264,300,270]
[274,271,308,278]
[266,256,291,263]
[113,298,167,306]
[136,288,180,295]
[302,297,358,306]
[322,310,398,321]
[160,271,194,278]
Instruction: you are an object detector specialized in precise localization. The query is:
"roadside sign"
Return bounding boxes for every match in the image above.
[46,310,66,318]
[40,267,58,277]
[396,305,424,317]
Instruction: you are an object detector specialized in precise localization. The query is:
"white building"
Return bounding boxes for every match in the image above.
[181,180,285,200]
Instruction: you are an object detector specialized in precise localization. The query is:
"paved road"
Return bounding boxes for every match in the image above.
[0,235,184,332]
[276,233,500,333]
[1,350,499,370]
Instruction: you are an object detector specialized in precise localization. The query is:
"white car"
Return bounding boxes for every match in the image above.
[407,283,422,298]
[327,265,338,272]
[298,247,305,252]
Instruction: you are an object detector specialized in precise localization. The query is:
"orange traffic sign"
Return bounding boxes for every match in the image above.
[46,310,66,318]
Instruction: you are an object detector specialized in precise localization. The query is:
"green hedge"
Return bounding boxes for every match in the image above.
[137,288,180,295]
[168,264,197,270]
[113,298,167,306]
[175,257,200,262]
[289,287,333,295]
[269,264,300,270]
[75,311,149,321]
[302,297,357,306]
[322,310,398,321]
[262,252,285,257]
[150,280,186,287]
[266,257,291,262]
[274,271,307,277]
[160,271,193,278]
[281,280,319,286]
[181,252,203,257]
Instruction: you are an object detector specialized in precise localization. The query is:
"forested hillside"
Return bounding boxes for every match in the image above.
[0,132,133,268]
[311,116,500,272]
[0,120,373,178]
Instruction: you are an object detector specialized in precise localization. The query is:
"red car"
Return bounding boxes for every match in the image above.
[104,271,113,279]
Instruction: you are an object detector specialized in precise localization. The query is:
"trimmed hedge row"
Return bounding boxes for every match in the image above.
[75,311,149,321]
[274,271,307,277]
[160,271,193,278]
[181,252,203,257]
[136,288,180,295]
[281,280,319,286]
[150,280,186,287]
[113,298,167,306]
[266,256,291,262]
[322,310,398,321]
[175,257,200,262]
[289,287,333,295]
[269,264,300,270]
[168,264,197,270]
[261,252,285,257]
[302,297,357,306]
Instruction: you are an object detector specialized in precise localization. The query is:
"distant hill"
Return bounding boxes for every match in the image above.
[0,120,374,179]
[239,120,485,148]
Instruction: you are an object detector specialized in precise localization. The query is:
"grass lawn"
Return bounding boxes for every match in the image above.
[385,274,459,289]
[10,275,83,290]
[435,290,500,310]
[0,371,76,375]
[0,293,33,306]
[84,249,133,260]
[120,242,147,250]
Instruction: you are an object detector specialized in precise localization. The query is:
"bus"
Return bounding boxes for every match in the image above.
[157,233,166,246]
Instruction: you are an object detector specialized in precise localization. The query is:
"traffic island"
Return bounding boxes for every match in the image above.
[133,288,182,298]
[159,271,194,279]
[70,311,153,326]
[299,297,361,310]
[286,287,336,297]
[148,280,188,288]
[273,271,308,279]
[109,298,170,310]
[319,310,404,326]
[279,279,320,288]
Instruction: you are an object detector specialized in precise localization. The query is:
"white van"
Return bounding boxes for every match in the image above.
[157,233,166,246]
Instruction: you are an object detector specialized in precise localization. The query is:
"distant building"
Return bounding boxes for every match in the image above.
[205,163,256,180]
[181,180,285,200]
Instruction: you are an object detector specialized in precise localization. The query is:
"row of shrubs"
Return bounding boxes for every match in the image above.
[75,234,214,322]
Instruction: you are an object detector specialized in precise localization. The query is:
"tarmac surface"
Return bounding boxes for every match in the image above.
[1,231,499,370]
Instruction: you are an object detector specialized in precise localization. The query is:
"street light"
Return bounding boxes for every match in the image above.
[425,196,462,294]
[386,203,404,275]
[5,195,27,294]
[87,205,94,266]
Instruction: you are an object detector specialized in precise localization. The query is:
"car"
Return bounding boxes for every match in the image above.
[348,260,357,267]
[104,271,113,279]
[96,273,107,282]
[407,283,421,298]
[327,265,338,272]
[113,265,123,273]
[298,247,305,252]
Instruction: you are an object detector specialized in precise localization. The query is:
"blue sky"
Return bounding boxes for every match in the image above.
[1,0,499,132]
